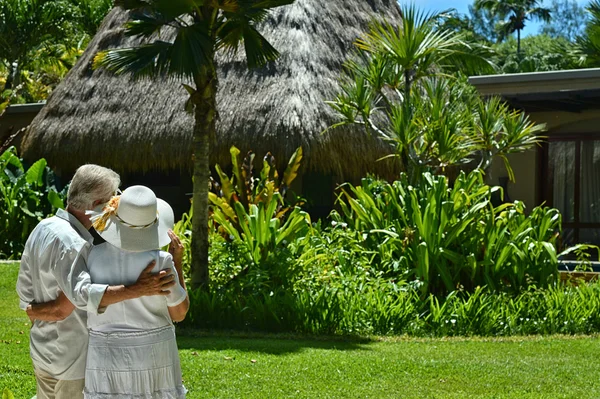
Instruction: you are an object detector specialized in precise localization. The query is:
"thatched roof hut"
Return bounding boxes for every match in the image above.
[21,0,402,183]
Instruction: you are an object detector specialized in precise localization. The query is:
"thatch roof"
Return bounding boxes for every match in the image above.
[21,0,402,181]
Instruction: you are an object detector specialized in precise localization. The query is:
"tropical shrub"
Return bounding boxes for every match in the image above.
[209,146,304,237]
[177,168,600,336]
[333,170,567,297]
[0,147,65,258]
[492,34,584,73]
[209,146,311,289]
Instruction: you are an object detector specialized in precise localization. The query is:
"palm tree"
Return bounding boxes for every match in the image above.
[94,0,294,291]
[475,0,551,55]
[577,0,600,67]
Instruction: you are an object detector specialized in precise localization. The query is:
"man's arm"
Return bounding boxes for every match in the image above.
[17,252,34,311]
[28,261,176,321]
[26,291,75,322]
[67,247,176,314]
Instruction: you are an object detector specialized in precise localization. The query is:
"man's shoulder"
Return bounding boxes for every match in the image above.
[27,215,64,241]
[30,214,87,249]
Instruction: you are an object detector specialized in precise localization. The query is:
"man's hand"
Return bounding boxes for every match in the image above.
[55,290,75,314]
[168,230,184,269]
[129,261,176,297]
[26,291,75,322]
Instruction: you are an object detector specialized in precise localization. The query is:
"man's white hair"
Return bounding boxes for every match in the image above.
[67,165,120,211]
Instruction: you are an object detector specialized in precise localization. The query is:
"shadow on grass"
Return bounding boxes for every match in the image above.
[175,328,374,355]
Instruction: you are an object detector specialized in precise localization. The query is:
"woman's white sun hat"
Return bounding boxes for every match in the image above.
[90,185,174,252]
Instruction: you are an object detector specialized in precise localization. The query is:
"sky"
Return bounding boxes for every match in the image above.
[399,0,591,36]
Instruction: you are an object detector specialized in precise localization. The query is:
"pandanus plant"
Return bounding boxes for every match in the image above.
[328,4,544,184]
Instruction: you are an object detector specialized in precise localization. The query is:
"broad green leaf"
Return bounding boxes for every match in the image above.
[26,159,47,186]
[48,190,65,209]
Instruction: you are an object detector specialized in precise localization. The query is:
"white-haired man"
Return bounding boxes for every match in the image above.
[17,164,176,399]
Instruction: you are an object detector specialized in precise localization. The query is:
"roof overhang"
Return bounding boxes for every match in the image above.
[468,68,600,113]
[4,102,46,114]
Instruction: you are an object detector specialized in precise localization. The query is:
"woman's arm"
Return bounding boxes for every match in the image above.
[166,230,189,322]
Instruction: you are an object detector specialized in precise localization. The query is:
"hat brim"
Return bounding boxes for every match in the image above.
[95,198,174,252]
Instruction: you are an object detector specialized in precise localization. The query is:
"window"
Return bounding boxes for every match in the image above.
[542,136,600,248]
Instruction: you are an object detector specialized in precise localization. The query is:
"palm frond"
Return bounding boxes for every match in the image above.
[169,23,213,77]
[114,0,150,10]
[242,24,279,68]
[125,10,173,37]
[93,41,172,79]
[527,7,551,23]
[250,0,295,8]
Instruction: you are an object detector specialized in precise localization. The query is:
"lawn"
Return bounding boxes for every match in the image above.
[3,261,600,398]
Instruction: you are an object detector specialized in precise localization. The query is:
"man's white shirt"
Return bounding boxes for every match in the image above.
[16,209,108,380]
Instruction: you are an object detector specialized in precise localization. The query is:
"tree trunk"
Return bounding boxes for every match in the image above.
[517,29,521,56]
[190,62,218,291]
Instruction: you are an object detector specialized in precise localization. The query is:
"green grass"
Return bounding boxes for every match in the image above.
[3,261,600,398]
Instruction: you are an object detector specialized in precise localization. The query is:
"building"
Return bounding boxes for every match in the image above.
[470,68,600,247]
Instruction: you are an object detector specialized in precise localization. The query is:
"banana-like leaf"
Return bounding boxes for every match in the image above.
[48,190,65,209]
[211,206,241,241]
[25,159,47,186]
[1,147,23,171]
[0,100,9,114]
[256,180,275,206]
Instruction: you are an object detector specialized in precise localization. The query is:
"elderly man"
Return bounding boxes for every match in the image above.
[16,164,176,399]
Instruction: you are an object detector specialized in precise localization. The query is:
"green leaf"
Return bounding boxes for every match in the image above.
[48,189,65,209]
[230,146,249,208]
[124,11,170,37]
[25,159,47,186]
[242,23,280,68]
[208,192,237,221]
[170,23,213,77]
[2,388,15,399]
[0,146,23,170]
[282,147,302,189]
[214,164,235,202]
[93,41,172,79]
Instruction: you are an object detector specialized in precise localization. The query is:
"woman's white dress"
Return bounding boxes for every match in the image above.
[84,243,188,399]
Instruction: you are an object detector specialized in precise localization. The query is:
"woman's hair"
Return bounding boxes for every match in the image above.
[67,164,121,211]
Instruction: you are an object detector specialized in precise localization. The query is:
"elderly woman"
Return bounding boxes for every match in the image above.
[83,185,189,398]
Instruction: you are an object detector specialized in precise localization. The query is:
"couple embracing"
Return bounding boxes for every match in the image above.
[17,165,189,399]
